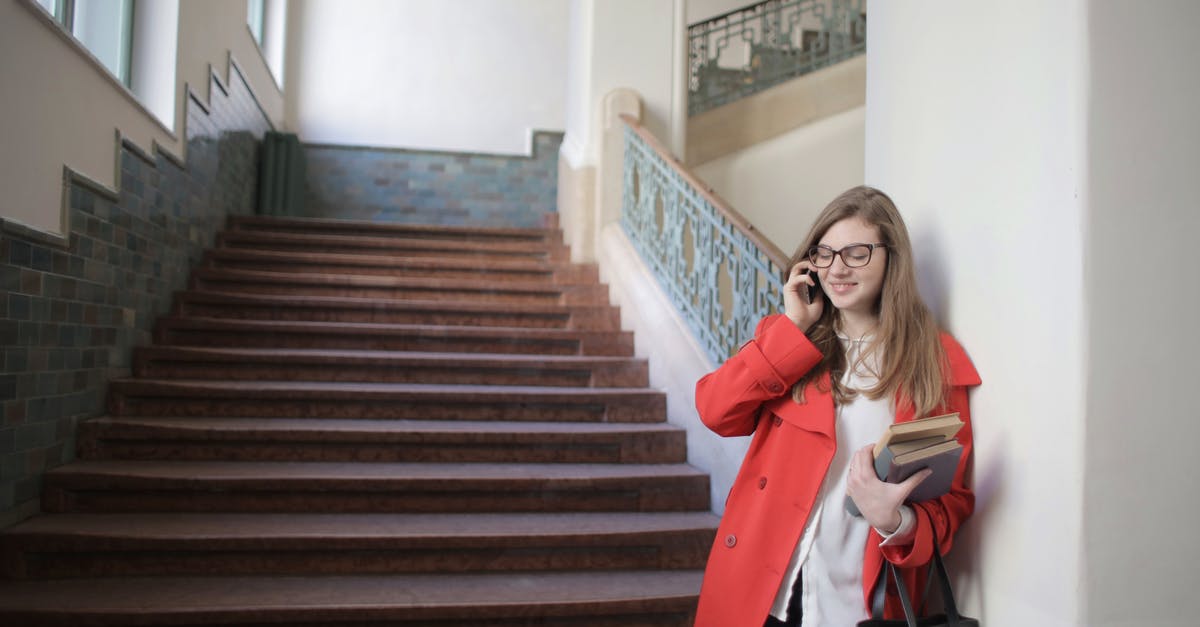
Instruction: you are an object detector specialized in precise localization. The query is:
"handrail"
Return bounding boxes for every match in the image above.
[688,0,866,115]
[619,114,789,364]
[619,114,790,269]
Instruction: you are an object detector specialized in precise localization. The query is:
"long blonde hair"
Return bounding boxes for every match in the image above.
[790,186,948,418]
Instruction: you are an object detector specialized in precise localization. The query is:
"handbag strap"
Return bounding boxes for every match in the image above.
[868,509,967,626]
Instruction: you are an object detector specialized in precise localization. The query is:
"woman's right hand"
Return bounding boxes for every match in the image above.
[783,261,823,333]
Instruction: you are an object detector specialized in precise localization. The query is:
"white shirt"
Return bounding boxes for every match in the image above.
[768,335,916,625]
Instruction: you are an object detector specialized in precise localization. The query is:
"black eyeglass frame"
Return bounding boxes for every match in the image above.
[806,242,889,268]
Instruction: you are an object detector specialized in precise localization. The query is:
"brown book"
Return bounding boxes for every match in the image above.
[872,412,963,457]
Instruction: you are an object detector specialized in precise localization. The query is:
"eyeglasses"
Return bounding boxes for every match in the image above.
[806,243,888,268]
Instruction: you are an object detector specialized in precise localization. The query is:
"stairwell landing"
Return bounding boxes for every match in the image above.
[0,215,718,626]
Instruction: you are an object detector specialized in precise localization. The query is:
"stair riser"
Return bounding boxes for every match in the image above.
[205,258,599,285]
[216,237,571,263]
[80,433,686,464]
[131,362,647,387]
[174,303,620,331]
[228,216,565,244]
[105,397,666,423]
[154,330,634,357]
[43,481,711,515]
[190,280,609,306]
[11,534,712,578]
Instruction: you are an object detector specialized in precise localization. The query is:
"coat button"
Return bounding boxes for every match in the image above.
[758,477,768,489]
[768,382,783,394]
[724,534,737,548]
[772,416,782,427]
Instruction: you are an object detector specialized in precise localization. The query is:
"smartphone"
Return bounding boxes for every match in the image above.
[803,270,819,304]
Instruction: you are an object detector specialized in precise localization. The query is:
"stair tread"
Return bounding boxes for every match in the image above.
[179,290,611,313]
[230,215,560,239]
[208,248,577,272]
[136,346,641,366]
[89,416,679,435]
[195,266,590,294]
[112,379,661,398]
[0,570,702,612]
[5,511,719,542]
[47,460,707,482]
[159,317,623,338]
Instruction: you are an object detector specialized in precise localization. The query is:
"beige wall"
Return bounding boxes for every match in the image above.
[1083,2,1200,625]
[0,0,284,238]
[692,105,864,256]
[866,1,1089,624]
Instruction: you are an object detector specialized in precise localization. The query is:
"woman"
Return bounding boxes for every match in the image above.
[693,186,980,626]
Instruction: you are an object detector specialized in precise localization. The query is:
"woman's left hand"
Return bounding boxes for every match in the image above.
[846,444,932,533]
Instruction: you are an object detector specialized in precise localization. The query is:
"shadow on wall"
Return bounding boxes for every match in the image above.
[912,222,1004,619]
[302,132,564,229]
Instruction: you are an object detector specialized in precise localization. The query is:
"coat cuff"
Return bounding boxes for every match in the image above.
[737,315,822,395]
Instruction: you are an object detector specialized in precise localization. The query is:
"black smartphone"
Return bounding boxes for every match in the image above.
[804,270,819,304]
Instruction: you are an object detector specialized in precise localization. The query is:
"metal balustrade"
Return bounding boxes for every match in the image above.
[688,0,866,115]
[620,115,790,365]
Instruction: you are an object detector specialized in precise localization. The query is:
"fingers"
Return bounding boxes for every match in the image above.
[896,468,934,500]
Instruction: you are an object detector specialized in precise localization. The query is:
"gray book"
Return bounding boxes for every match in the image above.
[845,435,964,517]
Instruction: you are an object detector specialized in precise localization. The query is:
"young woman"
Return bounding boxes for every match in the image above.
[693,186,980,627]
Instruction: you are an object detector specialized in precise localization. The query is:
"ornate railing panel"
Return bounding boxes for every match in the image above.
[688,0,866,115]
[621,117,789,365]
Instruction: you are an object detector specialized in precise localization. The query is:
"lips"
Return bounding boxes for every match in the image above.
[827,282,857,294]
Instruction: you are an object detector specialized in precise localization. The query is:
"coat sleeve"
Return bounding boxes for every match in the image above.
[694,314,824,437]
[880,334,982,567]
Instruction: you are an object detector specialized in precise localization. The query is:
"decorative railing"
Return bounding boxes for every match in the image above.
[688,0,866,115]
[620,115,790,365]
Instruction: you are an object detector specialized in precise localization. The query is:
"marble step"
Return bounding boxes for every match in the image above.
[171,291,622,330]
[154,317,635,356]
[132,347,648,387]
[2,511,718,578]
[0,570,701,626]
[106,379,665,422]
[203,247,599,284]
[41,461,712,514]
[189,267,609,305]
[79,417,685,463]
[217,228,569,262]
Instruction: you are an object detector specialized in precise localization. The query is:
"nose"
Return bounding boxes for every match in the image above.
[827,254,852,275]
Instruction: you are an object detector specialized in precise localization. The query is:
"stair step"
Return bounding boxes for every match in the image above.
[217,229,569,261]
[154,318,635,356]
[0,570,700,626]
[79,417,684,462]
[229,215,564,246]
[173,291,622,330]
[42,461,712,514]
[132,347,648,387]
[204,248,599,284]
[107,379,665,422]
[2,511,718,578]
[191,267,608,304]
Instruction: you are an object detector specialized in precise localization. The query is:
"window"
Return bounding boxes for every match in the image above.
[248,0,265,46]
[37,0,135,86]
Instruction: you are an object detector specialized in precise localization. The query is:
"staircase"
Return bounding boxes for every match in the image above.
[0,216,718,626]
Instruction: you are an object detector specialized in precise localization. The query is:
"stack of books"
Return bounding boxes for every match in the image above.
[845,412,964,516]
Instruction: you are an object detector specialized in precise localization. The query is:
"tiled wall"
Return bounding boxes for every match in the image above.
[303,132,562,228]
[0,64,271,524]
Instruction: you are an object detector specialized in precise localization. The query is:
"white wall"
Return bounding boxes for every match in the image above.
[0,0,285,237]
[864,1,1088,624]
[1083,2,1200,625]
[692,105,864,255]
[561,0,682,167]
[285,0,567,155]
[686,0,746,24]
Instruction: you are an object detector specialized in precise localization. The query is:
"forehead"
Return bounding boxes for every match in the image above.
[819,217,880,246]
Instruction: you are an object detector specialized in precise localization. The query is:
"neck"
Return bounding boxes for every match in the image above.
[838,310,879,340]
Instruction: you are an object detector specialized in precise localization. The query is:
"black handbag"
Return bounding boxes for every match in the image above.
[856,517,979,627]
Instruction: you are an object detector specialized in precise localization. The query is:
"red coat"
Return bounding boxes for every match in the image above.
[693,314,981,627]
